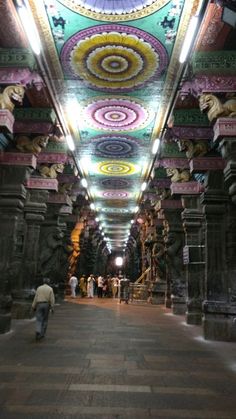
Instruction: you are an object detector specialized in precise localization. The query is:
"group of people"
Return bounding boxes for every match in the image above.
[31,273,130,342]
[68,274,128,300]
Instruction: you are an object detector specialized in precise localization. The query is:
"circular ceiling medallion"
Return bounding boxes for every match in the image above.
[61,25,168,91]
[91,135,139,158]
[99,178,133,189]
[97,161,138,176]
[84,97,152,131]
[102,191,129,199]
[58,1,170,21]
[102,208,130,214]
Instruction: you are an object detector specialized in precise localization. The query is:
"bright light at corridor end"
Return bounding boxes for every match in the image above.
[17,1,41,55]
[115,256,123,267]
[179,16,199,63]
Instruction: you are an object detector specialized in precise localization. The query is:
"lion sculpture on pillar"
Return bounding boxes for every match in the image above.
[39,163,64,178]
[0,85,25,112]
[199,93,236,122]
[166,168,190,183]
[16,135,49,154]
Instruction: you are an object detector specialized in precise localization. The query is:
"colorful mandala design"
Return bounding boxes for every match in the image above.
[97,161,138,176]
[61,25,168,91]
[91,135,139,158]
[84,98,152,131]
[99,178,132,189]
[58,0,169,21]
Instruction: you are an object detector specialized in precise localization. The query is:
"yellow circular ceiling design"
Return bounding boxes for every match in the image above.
[70,32,160,90]
[97,161,139,176]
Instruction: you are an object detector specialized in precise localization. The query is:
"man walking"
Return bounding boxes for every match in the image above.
[32,277,55,341]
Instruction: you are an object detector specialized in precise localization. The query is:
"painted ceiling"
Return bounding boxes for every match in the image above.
[30,0,199,252]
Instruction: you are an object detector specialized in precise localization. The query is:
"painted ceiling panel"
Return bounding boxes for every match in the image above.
[33,0,196,250]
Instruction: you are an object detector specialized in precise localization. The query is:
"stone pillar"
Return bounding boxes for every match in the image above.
[212,119,236,340]
[151,221,166,305]
[164,208,186,315]
[38,197,72,300]
[11,189,49,318]
[0,164,31,332]
[200,171,230,340]
[181,196,205,325]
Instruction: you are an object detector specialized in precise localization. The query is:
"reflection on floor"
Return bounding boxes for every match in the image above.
[0,298,236,418]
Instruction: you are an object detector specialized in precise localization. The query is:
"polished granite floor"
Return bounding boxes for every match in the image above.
[0,298,236,419]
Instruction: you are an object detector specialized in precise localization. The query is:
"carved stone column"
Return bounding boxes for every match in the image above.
[151,221,166,305]
[38,196,72,300]
[0,163,32,332]
[181,196,205,325]
[164,207,186,315]
[212,119,236,340]
[200,171,230,341]
[11,189,49,318]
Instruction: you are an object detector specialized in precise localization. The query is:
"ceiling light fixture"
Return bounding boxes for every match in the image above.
[141,181,147,192]
[179,15,199,63]
[66,135,75,151]
[17,1,41,55]
[152,138,160,155]
[81,178,88,188]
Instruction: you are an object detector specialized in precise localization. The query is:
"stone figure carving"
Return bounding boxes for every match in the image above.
[16,135,49,154]
[39,163,64,178]
[166,168,190,183]
[199,93,236,122]
[165,231,185,297]
[0,85,25,112]
[39,228,72,290]
[177,138,208,159]
[152,241,165,280]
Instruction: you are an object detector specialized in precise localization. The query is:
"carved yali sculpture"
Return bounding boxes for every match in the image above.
[0,85,25,112]
[177,138,208,159]
[58,183,73,194]
[39,163,64,178]
[16,135,49,154]
[166,168,190,183]
[199,93,236,122]
[165,231,185,297]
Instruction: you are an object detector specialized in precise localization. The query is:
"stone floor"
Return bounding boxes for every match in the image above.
[0,298,236,419]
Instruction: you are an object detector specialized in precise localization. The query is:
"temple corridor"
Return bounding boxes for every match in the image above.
[1,298,236,419]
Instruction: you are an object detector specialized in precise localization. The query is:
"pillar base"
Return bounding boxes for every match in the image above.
[186,311,202,325]
[171,296,187,315]
[0,313,11,334]
[203,301,236,341]
[165,296,172,308]
[186,299,203,325]
[11,301,34,319]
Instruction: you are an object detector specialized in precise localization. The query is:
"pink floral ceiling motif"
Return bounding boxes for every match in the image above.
[83,97,153,131]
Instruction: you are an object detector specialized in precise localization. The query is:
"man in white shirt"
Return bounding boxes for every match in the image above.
[69,275,78,298]
[32,277,55,341]
[97,275,104,298]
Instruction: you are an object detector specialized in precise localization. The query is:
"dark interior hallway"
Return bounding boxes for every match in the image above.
[0,298,236,419]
